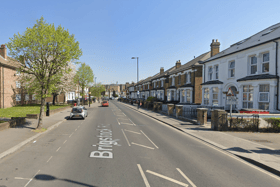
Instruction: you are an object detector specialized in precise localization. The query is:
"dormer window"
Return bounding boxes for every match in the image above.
[262,53,269,73]
[208,67,213,81]
[250,56,257,75]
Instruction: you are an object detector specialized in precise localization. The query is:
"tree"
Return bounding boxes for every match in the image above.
[7,17,82,129]
[51,61,77,105]
[90,83,105,99]
[74,63,94,104]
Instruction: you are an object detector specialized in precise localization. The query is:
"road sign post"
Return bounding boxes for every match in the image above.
[226,88,238,117]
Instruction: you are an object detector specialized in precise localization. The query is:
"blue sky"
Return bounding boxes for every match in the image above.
[1,0,280,84]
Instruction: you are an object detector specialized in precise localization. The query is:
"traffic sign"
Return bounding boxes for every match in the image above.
[226,96,238,105]
[226,87,234,96]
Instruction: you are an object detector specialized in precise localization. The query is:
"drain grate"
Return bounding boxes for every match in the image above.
[249,139,272,143]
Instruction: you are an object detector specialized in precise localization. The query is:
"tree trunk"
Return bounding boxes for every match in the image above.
[52,94,56,105]
[37,97,46,129]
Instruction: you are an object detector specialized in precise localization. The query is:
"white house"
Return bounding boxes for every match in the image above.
[201,23,280,112]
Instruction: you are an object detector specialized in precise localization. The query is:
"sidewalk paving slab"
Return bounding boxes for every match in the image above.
[119,102,280,172]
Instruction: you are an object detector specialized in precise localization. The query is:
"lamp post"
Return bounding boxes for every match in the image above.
[89,92,91,107]
[131,57,139,99]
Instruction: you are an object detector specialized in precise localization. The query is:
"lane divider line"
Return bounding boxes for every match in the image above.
[56,147,61,152]
[15,177,31,180]
[124,129,141,134]
[116,118,120,125]
[63,140,67,144]
[24,169,40,187]
[140,130,159,149]
[137,164,150,187]
[177,168,197,187]
[119,122,134,126]
[69,133,74,138]
[131,142,155,150]
[146,170,188,187]
[47,156,53,163]
[121,129,131,146]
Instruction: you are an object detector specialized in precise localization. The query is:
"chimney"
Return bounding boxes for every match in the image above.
[0,44,7,59]
[210,39,220,57]
[160,67,164,74]
[176,60,181,69]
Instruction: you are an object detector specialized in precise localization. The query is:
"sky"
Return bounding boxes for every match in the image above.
[1,0,280,85]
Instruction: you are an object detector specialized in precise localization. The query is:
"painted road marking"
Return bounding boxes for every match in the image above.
[124,129,141,134]
[146,170,188,187]
[121,129,131,146]
[24,169,40,187]
[137,164,150,187]
[122,112,126,116]
[177,168,197,187]
[75,129,77,131]
[116,119,120,125]
[63,140,67,144]
[47,156,53,163]
[120,122,134,126]
[140,130,159,149]
[129,119,136,126]
[15,177,31,180]
[56,147,61,152]
[69,133,73,138]
[131,142,155,150]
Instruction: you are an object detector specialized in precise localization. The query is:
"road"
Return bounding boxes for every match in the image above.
[0,100,280,187]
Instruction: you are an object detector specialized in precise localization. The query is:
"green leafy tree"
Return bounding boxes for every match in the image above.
[74,63,94,104]
[7,17,82,129]
[90,83,105,99]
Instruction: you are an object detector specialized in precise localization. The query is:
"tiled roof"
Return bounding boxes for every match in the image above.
[151,66,176,80]
[202,23,280,63]
[0,55,20,69]
[237,74,278,82]
[201,80,223,85]
[169,52,210,75]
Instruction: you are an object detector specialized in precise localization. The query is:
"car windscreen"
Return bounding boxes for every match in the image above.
[103,101,108,103]
[72,108,83,113]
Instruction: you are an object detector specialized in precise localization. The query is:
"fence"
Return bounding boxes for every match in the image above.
[182,107,198,119]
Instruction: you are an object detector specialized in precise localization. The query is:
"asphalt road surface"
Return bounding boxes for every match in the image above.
[0,100,280,187]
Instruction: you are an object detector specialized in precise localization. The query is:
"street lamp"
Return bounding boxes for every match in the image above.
[89,92,91,107]
[131,57,139,99]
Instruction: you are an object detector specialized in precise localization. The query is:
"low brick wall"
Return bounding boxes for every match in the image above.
[26,105,72,119]
[0,117,26,131]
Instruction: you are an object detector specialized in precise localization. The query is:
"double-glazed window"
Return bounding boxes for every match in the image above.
[243,85,253,108]
[16,94,21,101]
[208,67,213,81]
[185,73,188,83]
[186,90,191,103]
[154,82,156,88]
[250,56,257,74]
[178,75,181,85]
[262,53,269,73]
[204,88,209,105]
[16,81,21,88]
[171,90,175,101]
[259,84,269,110]
[181,90,185,102]
[172,77,175,86]
[161,80,164,87]
[215,65,219,79]
[212,87,218,106]
[229,61,235,78]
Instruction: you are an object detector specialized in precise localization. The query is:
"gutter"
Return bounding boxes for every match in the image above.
[273,41,279,110]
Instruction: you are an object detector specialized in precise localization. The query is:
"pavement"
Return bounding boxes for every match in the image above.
[119,101,280,174]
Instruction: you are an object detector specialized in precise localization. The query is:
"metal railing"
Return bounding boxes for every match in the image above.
[182,107,198,119]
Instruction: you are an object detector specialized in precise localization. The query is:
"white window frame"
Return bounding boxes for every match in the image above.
[16,94,21,101]
[258,84,269,102]
[186,89,191,103]
[261,52,269,73]
[229,61,235,78]
[161,80,164,87]
[214,65,219,79]
[250,56,257,75]
[204,88,209,105]
[16,81,21,88]
[208,66,213,81]
[188,72,191,83]
[212,87,219,106]
[154,82,156,88]
[172,77,175,86]
[242,85,254,109]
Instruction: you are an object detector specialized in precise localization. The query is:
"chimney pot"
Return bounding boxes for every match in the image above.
[0,44,7,59]
[176,60,181,69]
[160,67,164,74]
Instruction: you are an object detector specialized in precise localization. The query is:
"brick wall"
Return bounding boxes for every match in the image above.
[194,66,203,104]
[0,66,17,108]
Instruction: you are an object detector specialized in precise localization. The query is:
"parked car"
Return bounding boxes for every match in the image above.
[102,101,109,107]
[70,106,88,120]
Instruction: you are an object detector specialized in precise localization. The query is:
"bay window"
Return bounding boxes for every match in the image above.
[259,84,269,110]
[204,88,209,105]
[243,85,253,108]
[212,87,218,106]
[181,90,185,102]
[186,90,191,103]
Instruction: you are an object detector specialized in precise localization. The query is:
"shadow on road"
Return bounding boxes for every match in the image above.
[35,174,97,187]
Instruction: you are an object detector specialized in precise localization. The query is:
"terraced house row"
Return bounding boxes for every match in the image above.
[127,23,280,112]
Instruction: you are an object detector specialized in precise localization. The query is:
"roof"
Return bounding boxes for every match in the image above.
[237,74,278,82]
[0,55,20,69]
[151,66,176,81]
[180,83,193,88]
[202,23,280,64]
[169,51,210,75]
[201,80,223,85]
